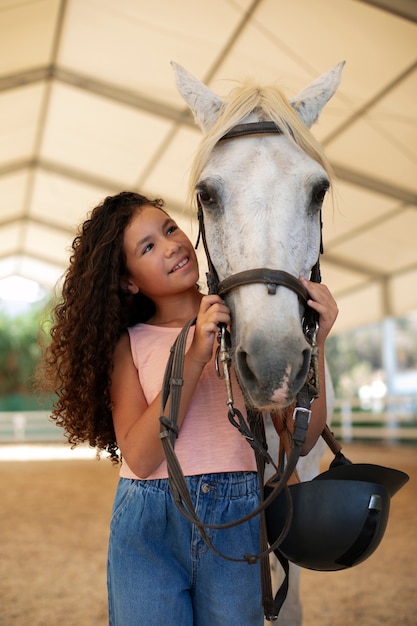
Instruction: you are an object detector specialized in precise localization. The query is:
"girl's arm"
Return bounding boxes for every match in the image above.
[110,295,230,477]
[271,278,338,455]
[298,277,338,455]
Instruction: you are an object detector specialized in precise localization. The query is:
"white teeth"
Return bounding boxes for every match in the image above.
[172,258,188,272]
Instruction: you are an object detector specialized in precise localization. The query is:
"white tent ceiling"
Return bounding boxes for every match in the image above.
[0,0,416,333]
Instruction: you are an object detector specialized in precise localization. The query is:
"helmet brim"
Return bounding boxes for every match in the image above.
[314,463,409,496]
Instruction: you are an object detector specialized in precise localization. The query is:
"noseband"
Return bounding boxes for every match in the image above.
[217,268,309,303]
[196,120,323,330]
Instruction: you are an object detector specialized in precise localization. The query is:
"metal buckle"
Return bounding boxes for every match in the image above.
[215,324,234,408]
[292,406,312,423]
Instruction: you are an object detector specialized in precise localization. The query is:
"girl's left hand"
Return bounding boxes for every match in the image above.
[299,276,338,345]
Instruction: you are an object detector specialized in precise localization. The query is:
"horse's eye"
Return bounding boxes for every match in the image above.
[197,185,218,207]
[312,181,329,205]
[196,179,222,209]
[199,190,212,204]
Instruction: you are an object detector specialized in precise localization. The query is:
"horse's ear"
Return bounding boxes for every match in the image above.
[291,61,345,128]
[171,61,224,132]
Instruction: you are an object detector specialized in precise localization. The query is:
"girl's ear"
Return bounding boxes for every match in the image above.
[121,277,140,295]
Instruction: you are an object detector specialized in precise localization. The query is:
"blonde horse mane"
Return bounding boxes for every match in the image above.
[188,81,334,206]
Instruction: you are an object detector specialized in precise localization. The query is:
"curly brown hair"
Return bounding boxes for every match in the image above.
[40,191,166,463]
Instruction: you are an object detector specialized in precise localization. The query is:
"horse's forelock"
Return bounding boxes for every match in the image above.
[188,81,333,208]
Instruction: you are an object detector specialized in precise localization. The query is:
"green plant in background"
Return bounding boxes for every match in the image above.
[326,311,417,399]
[0,300,55,410]
[396,313,417,371]
[326,322,383,398]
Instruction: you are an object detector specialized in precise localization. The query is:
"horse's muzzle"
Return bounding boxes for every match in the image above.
[234,341,311,409]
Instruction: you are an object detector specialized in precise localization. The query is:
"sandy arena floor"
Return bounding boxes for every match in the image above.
[0,442,415,626]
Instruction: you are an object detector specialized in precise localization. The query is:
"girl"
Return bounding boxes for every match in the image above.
[41,191,338,626]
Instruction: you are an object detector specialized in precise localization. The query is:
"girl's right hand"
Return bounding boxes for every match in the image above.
[189,295,231,366]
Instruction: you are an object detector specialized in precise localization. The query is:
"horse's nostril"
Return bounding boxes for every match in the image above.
[293,348,311,391]
[236,350,257,384]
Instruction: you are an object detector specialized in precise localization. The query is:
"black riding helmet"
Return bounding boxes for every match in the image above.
[265,459,409,571]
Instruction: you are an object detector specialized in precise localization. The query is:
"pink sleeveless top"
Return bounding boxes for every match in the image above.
[119,323,257,480]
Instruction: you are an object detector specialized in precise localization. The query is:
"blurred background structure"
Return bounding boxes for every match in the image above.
[0,0,416,444]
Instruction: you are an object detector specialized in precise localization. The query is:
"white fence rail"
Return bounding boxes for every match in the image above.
[331,395,417,443]
[0,395,416,444]
[0,411,65,443]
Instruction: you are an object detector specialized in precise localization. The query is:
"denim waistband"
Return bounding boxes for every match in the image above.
[126,471,259,499]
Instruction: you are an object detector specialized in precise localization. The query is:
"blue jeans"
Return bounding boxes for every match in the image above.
[107,472,263,626]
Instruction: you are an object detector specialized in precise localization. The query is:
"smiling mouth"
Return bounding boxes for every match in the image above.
[170,257,189,273]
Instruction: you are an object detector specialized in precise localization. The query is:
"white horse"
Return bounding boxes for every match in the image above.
[173,62,343,624]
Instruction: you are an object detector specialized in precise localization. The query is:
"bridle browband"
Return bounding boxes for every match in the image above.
[219,120,283,141]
